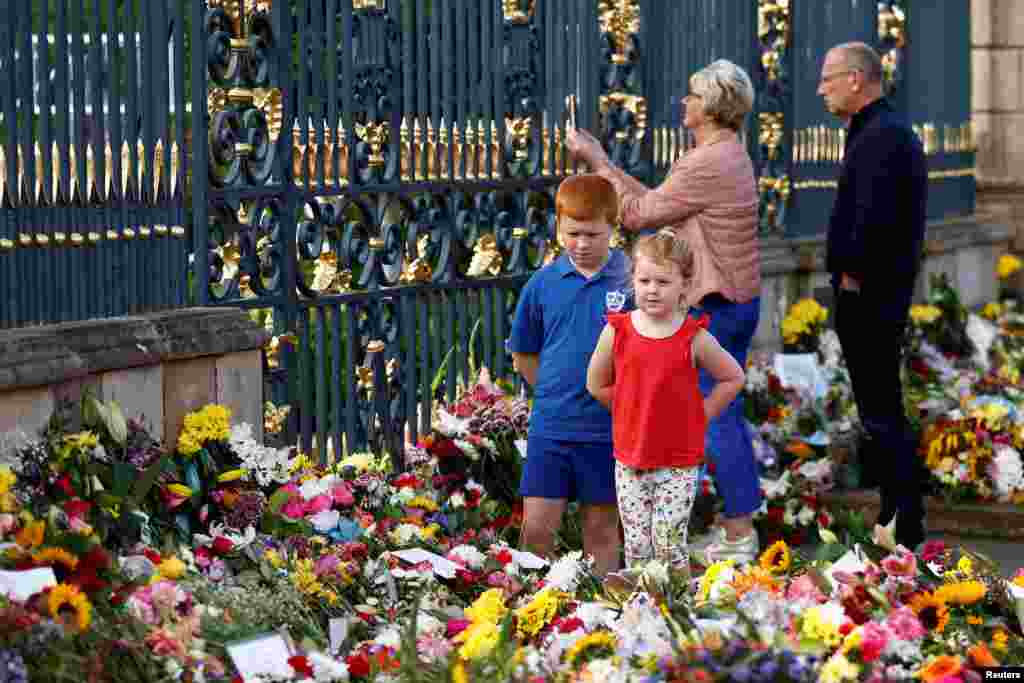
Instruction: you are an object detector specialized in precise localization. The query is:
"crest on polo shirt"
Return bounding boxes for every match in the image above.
[605,290,626,313]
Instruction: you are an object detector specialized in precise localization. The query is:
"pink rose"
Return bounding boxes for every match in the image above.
[281,498,307,519]
[858,622,891,662]
[306,494,332,514]
[921,540,946,564]
[885,606,926,641]
[0,513,15,534]
[332,484,355,507]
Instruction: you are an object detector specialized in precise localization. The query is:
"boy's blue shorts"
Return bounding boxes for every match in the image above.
[519,436,617,505]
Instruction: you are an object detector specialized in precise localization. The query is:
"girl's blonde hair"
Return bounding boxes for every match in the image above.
[631,227,694,281]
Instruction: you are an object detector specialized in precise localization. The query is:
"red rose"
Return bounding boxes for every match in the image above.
[346,651,371,678]
[63,499,92,520]
[55,475,75,497]
[496,549,513,565]
[288,656,314,678]
[143,548,163,565]
[211,537,235,555]
[556,616,583,633]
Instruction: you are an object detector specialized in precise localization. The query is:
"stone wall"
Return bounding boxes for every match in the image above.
[973,0,1024,251]
[0,308,269,445]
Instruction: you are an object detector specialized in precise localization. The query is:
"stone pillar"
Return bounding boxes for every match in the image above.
[0,308,269,445]
[973,0,1024,250]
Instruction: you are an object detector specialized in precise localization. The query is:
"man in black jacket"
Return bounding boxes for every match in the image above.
[818,42,928,550]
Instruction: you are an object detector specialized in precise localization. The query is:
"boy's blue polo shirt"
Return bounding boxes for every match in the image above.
[509,250,631,443]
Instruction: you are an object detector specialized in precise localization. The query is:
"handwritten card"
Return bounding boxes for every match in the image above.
[391,548,460,579]
[509,549,548,570]
[329,617,350,655]
[773,353,828,400]
[226,633,295,682]
[0,568,57,602]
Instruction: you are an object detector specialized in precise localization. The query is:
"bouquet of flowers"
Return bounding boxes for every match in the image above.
[906,272,974,359]
[418,368,529,508]
[780,298,830,354]
[997,252,1023,302]
[921,399,1024,504]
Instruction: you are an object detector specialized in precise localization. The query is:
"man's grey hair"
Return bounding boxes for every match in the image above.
[833,42,883,83]
[689,59,755,131]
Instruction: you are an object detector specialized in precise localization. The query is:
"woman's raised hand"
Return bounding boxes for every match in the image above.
[565,127,610,168]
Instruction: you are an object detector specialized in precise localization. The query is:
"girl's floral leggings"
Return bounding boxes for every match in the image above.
[615,462,700,569]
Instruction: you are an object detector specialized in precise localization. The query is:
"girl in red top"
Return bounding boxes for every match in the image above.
[587,228,745,575]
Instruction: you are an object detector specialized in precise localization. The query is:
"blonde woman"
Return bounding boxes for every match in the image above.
[567,59,762,564]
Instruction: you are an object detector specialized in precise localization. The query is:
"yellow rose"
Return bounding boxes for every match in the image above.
[996,253,1022,280]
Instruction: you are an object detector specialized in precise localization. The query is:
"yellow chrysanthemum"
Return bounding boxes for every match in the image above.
[759,540,791,574]
[464,588,508,625]
[909,304,942,325]
[407,496,439,512]
[0,466,16,496]
[957,555,974,576]
[820,654,859,683]
[455,620,500,660]
[48,583,92,632]
[264,549,284,568]
[697,559,734,603]
[996,253,1022,280]
[157,556,187,580]
[801,605,842,647]
[31,547,79,571]
[982,302,1003,320]
[563,631,617,667]
[515,588,567,639]
[177,404,232,456]
[992,629,1009,652]
[934,580,986,606]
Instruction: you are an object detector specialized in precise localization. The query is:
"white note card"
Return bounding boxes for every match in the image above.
[226,633,295,682]
[0,568,57,602]
[391,548,460,579]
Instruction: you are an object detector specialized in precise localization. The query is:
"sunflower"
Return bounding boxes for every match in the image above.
[759,540,791,574]
[934,579,987,606]
[31,547,79,571]
[563,631,617,668]
[918,655,961,683]
[909,591,950,633]
[48,583,92,632]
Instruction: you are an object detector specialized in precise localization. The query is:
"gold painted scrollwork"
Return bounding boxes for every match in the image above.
[253,88,283,142]
[467,234,504,278]
[355,121,390,168]
[598,0,640,65]
[502,0,535,25]
[758,0,789,83]
[505,117,532,161]
[759,112,785,161]
[599,93,648,142]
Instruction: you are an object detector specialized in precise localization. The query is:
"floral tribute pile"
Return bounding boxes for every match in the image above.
[732,259,1024,547]
[0,366,1023,682]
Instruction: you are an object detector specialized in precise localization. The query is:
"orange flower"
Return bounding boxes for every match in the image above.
[15,520,45,549]
[909,591,950,633]
[919,655,962,683]
[967,642,999,667]
[785,441,815,458]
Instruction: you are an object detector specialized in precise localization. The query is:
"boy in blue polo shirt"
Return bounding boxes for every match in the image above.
[509,174,629,577]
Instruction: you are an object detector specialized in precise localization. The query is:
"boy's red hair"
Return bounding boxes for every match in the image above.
[555,174,619,227]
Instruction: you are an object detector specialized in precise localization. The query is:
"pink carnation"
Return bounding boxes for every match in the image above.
[885,606,926,641]
[880,549,917,578]
[921,540,946,564]
[858,622,891,662]
[785,573,828,603]
[446,619,470,637]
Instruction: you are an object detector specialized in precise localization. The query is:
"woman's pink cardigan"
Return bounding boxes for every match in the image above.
[595,138,761,307]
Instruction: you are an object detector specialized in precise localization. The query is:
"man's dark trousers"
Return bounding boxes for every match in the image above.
[834,287,924,549]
